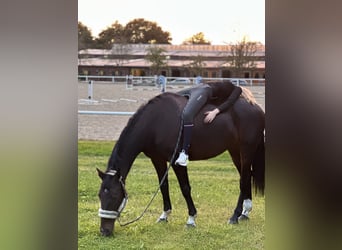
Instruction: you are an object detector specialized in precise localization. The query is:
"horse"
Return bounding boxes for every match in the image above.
[97,87,265,236]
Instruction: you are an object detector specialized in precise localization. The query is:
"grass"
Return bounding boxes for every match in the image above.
[78,140,265,249]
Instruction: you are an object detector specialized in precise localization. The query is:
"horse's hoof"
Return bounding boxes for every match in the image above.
[228,218,239,224]
[186,223,196,228]
[157,218,168,223]
[238,215,249,221]
[186,215,196,227]
[157,210,171,223]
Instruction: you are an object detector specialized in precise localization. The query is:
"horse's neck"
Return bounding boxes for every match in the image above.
[108,131,144,180]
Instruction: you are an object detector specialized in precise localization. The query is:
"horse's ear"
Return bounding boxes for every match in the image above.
[96,168,105,180]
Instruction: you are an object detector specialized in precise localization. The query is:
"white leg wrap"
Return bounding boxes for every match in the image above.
[157,210,171,222]
[186,215,196,226]
[242,199,252,216]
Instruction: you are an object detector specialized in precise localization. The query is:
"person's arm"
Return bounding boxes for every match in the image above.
[204,86,242,123]
[217,86,242,112]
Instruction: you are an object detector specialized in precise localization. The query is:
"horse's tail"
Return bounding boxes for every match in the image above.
[252,134,265,195]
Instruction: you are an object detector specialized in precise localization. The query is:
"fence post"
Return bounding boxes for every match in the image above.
[126,75,133,89]
[195,76,202,85]
[158,75,166,93]
[88,80,93,100]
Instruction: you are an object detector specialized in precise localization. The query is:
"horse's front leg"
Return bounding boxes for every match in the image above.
[151,158,172,222]
[173,165,197,227]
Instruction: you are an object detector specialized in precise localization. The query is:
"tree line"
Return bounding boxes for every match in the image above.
[79,18,216,50]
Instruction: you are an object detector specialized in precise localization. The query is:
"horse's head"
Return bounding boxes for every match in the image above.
[97,168,127,236]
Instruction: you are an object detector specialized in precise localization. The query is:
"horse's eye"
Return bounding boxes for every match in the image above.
[104,188,109,193]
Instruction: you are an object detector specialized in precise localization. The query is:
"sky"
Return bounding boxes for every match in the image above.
[78,0,265,45]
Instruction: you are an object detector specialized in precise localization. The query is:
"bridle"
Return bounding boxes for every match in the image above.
[98,169,128,220]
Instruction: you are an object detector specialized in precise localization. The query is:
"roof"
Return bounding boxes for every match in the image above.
[79,58,265,69]
[78,44,265,69]
[79,44,265,57]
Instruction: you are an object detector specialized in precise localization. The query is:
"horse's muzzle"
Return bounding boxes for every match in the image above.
[100,218,115,237]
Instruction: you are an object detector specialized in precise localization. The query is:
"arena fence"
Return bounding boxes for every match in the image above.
[78,75,265,86]
[78,76,265,116]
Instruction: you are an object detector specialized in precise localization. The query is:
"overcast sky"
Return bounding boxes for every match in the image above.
[78,0,265,45]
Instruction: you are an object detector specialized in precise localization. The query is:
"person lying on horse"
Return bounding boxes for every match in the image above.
[175,80,242,167]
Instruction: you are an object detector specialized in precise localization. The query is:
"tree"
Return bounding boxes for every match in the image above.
[224,36,258,77]
[184,55,207,76]
[182,32,211,45]
[145,46,168,75]
[124,18,172,44]
[95,21,125,49]
[78,22,94,50]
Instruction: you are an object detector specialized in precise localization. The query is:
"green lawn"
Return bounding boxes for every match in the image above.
[78,140,265,249]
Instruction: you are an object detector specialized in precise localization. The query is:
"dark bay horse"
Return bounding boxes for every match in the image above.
[97,89,265,236]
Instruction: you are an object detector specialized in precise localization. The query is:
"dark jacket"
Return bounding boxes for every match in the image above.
[177,81,242,124]
[206,81,242,112]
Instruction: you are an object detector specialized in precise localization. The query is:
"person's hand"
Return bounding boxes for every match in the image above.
[204,108,220,123]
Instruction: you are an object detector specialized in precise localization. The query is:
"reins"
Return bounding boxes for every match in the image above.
[117,118,184,227]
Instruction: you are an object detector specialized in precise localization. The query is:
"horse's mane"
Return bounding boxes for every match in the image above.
[108,93,176,170]
[118,94,164,142]
[107,95,166,170]
[121,92,177,135]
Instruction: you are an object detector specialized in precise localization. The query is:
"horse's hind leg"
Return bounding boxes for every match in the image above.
[151,157,172,222]
[229,192,252,224]
[173,165,197,227]
[229,149,253,224]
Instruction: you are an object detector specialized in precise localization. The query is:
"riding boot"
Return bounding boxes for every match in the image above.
[182,123,194,153]
[175,123,194,166]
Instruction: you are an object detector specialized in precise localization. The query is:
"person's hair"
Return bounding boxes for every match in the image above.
[240,87,257,105]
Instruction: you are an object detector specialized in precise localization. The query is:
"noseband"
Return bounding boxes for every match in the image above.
[98,170,128,219]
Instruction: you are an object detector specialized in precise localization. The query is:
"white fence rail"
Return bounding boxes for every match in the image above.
[78,75,265,86]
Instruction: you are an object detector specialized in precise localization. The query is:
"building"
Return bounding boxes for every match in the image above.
[78,44,265,80]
